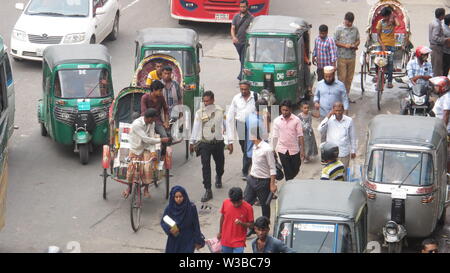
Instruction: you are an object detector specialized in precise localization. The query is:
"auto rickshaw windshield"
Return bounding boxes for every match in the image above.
[55,68,110,99]
[367,150,434,186]
[277,222,353,253]
[246,37,296,63]
[144,49,194,76]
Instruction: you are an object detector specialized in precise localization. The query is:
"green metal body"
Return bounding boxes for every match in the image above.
[137,44,202,120]
[38,62,113,146]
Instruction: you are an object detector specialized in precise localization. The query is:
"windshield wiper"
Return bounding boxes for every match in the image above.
[397,160,421,188]
[28,12,65,16]
[317,231,330,253]
[66,14,87,17]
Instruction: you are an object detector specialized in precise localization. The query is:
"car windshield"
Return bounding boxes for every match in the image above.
[144,49,194,76]
[246,37,296,63]
[367,150,434,186]
[55,69,110,98]
[278,222,353,253]
[26,0,90,17]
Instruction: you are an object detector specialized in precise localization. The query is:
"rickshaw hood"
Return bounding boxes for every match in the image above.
[368,115,447,149]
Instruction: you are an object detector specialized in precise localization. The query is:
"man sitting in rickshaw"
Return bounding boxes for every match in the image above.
[406,46,433,89]
[145,61,163,87]
[141,80,170,130]
[123,108,170,199]
[376,6,400,89]
[161,66,183,115]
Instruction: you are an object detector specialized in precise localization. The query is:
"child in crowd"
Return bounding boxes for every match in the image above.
[298,102,319,163]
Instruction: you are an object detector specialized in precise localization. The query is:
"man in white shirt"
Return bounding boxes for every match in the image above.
[124,108,170,199]
[244,121,276,235]
[318,102,356,171]
[227,80,257,180]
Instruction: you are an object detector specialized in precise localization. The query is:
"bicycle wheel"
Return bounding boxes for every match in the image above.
[130,183,142,232]
[185,140,189,161]
[376,69,384,111]
[102,168,108,200]
[165,169,170,200]
[361,55,367,95]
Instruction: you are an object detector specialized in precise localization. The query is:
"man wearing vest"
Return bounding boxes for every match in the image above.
[190,91,230,202]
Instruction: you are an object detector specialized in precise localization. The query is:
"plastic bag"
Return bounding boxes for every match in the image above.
[205,238,222,253]
[347,162,362,183]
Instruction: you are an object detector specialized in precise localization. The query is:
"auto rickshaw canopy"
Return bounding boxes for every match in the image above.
[43,44,111,69]
[368,115,447,149]
[247,15,310,36]
[277,180,366,221]
[136,28,199,48]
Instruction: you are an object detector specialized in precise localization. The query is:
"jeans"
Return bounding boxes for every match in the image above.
[234,43,246,80]
[236,121,252,176]
[376,46,395,83]
[222,246,245,253]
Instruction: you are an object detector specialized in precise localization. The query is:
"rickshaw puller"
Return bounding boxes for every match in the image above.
[124,108,170,199]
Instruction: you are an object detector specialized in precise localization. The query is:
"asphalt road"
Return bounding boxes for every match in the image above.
[0,0,449,253]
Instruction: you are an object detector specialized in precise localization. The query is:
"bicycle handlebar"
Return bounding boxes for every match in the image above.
[125,157,155,164]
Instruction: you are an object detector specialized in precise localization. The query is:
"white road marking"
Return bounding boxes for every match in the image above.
[121,0,140,12]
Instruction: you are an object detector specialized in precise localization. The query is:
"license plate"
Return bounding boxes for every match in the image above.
[77,100,91,111]
[215,13,229,21]
[391,188,407,199]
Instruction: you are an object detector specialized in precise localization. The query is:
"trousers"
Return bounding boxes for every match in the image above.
[278,151,301,181]
[337,57,356,93]
[244,175,271,219]
[199,141,225,190]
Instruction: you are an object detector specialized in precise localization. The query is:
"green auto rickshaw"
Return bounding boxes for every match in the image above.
[38,44,114,165]
[244,15,313,104]
[134,28,203,120]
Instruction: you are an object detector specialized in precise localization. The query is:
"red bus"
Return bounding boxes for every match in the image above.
[169,0,270,23]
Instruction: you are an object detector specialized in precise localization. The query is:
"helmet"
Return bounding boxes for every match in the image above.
[320,142,339,163]
[415,46,432,58]
[429,76,450,95]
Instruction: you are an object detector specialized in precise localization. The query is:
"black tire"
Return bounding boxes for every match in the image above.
[108,14,119,41]
[13,57,22,62]
[178,19,188,25]
[387,241,403,253]
[130,184,141,232]
[102,168,107,200]
[185,140,189,161]
[165,169,170,200]
[361,55,367,95]
[79,144,89,165]
[89,36,95,44]
[40,123,47,137]
[376,69,383,111]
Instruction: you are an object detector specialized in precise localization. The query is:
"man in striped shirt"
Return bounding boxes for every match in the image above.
[320,142,345,181]
[313,24,338,81]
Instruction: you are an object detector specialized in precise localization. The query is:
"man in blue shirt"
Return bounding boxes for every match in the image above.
[314,66,349,118]
[252,216,295,253]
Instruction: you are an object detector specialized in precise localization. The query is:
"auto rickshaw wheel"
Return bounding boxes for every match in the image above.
[79,144,89,165]
[387,241,403,253]
[40,123,47,137]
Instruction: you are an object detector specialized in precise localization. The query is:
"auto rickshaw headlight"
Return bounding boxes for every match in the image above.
[97,111,107,120]
[61,112,71,121]
[374,56,388,68]
[385,221,398,235]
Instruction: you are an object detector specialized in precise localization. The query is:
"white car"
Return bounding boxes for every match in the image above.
[10,0,120,61]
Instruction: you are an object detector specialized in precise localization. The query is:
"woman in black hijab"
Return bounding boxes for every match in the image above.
[160,185,205,253]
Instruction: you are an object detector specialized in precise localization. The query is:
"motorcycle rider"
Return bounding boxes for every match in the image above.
[406,46,434,89]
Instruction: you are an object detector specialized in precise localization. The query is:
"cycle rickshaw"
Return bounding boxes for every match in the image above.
[360,0,412,110]
[100,86,184,232]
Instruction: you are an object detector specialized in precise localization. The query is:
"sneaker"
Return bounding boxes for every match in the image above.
[242,174,248,181]
[215,175,222,189]
[201,189,213,202]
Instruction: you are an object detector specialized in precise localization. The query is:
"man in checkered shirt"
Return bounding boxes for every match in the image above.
[313,24,338,81]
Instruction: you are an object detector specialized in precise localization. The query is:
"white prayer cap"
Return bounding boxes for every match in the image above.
[324,66,335,74]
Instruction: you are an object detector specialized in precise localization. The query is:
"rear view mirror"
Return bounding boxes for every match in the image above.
[95,6,106,16]
[15,3,24,10]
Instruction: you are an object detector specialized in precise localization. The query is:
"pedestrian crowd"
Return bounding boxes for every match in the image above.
[128,0,450,253]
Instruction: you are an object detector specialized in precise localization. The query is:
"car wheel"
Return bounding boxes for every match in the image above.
[108,14,119,41]
[13,57,22,62]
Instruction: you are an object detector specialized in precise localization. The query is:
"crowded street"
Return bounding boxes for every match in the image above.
[0,0,449,254]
